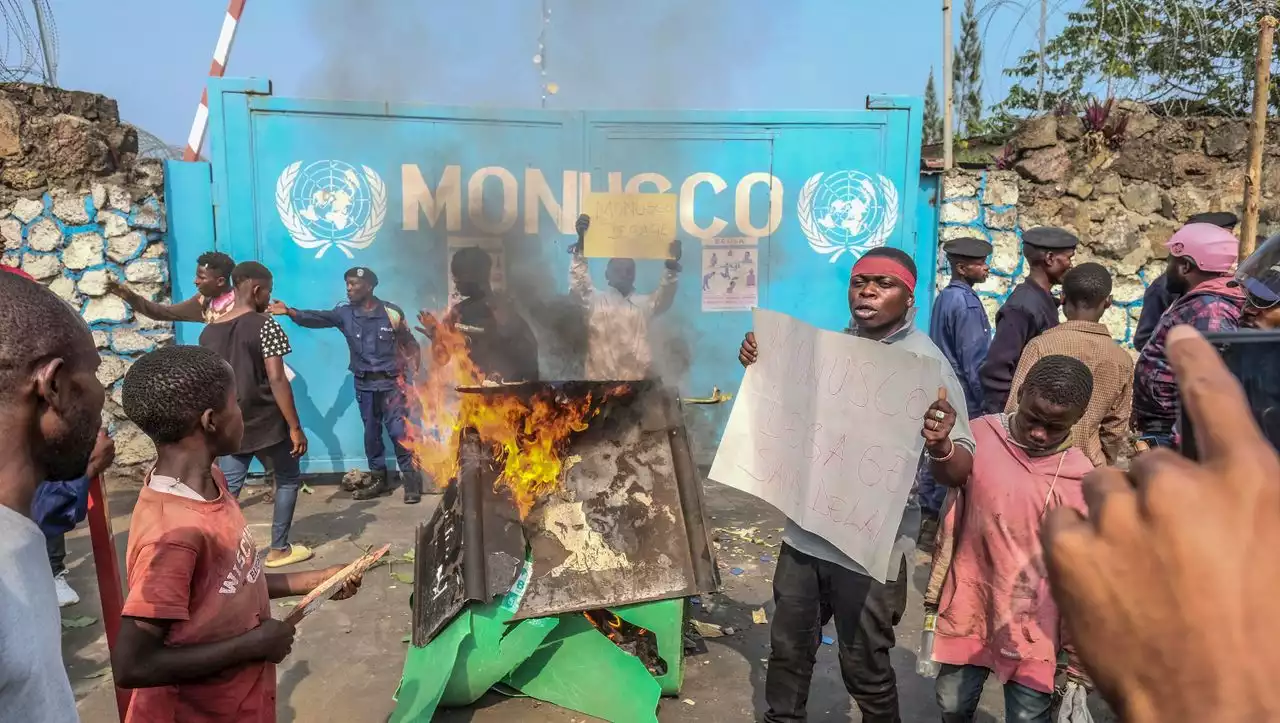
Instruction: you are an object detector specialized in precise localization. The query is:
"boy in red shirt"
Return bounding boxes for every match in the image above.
[113,345,363,722]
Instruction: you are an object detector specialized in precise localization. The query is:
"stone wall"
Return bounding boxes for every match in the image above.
[0,84,168,470]
[939,104,1266,348]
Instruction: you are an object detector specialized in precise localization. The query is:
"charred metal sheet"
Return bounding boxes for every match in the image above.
[665,394,721,594]
[512,383,719,620]
[412,476,465,646]
[412,430,525,646]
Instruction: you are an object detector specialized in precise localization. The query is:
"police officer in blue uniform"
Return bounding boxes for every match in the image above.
[920,236,992,540]
[930,236,993,419]
[271,267,426,503]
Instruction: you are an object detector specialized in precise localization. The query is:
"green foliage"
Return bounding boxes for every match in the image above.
[997,0,1280,118]
[924,68,943,144]
[955,0,985,135]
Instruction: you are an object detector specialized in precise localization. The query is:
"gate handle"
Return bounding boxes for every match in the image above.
[684,386,733,405]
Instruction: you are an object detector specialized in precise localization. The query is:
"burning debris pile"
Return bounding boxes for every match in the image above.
[394,305,719,722]
[405,308,628,515]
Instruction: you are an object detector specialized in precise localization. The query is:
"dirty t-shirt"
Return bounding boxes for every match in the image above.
[0,503,78,722]
[122,466,275,723]
[932,415,1093,693]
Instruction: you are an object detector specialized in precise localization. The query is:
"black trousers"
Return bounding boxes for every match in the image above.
[764,543,908,723]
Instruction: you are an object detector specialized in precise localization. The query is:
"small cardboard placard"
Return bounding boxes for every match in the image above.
[581,192,677,259]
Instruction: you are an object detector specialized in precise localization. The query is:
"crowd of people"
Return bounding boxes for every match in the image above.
[741,210,1280,723]
[3,198,1280,722]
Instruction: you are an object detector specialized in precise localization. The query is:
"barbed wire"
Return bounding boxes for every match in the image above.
[980,0,1280,115]
[132,126,185,161]
[0,0,56,84]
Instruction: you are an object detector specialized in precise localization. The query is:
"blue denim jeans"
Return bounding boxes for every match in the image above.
[935,663,1052,723]
[218,440,302,551]
[1138,432,1176,450]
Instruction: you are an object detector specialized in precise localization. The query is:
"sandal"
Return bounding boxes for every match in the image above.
[264,543,314,568]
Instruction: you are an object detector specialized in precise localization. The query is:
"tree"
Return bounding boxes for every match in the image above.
[995,0,1280,118]
[953,0,984,135]
[924,68,943,144]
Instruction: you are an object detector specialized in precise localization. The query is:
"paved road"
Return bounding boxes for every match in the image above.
[67,476,1106,722]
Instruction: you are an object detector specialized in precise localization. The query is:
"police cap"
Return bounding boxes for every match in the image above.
[943,237,993,259]
[1186,211,1239,230]
[1022,227,1079,250]
[344,267,378,286]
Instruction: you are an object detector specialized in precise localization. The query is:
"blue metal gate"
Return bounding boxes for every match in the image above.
[165,78,927,471]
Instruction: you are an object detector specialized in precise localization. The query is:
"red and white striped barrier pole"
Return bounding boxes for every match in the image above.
[182,0,247,162]
[86,475,130,721]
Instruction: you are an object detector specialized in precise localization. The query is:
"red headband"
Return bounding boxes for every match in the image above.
[851,255,916,290]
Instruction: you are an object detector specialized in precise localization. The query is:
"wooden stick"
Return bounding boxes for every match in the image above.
[1241,16,1277,261]
[283,544,391,626]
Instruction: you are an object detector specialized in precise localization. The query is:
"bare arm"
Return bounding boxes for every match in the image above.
[113,617,292,689]
[112,285,204,322]
[929,443,974,487]
[266,566,362,600]
[569,252,595,304]
[923,387,975,487]
[265,356,306,456]
[648,269,679,317]
[259,317,307,456]
[569,213,595,304]
[648,238,682,317]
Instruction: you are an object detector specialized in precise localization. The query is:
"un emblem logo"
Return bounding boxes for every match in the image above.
[275,160,387,259]
[797,170,900,262]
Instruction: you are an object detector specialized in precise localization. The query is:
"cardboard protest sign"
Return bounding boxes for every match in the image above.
[581,192,677,259]
[709,309,941,581]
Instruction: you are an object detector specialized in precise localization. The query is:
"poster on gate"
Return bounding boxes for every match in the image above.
[701,237,758,312]
[709,309,941,581]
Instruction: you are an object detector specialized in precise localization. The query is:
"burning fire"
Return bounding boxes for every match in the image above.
[404,308,627,516]
[582,609,667,676]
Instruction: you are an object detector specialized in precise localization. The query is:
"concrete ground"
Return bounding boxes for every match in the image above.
[67,476,1109,722]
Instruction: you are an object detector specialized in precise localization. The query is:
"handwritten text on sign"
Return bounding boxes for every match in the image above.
[582,192,678,259]
[709,309,942,582]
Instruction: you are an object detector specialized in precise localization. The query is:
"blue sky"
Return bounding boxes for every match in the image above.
[54,0,1070,147]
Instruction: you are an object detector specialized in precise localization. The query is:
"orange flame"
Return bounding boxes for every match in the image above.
[582,610,652,645]
[404,308,626,516]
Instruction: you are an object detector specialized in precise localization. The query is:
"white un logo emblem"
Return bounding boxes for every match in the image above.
[797,170,900,262]
[275,160,388,259]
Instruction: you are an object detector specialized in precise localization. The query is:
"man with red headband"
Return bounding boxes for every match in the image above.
[738,246,976,723]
